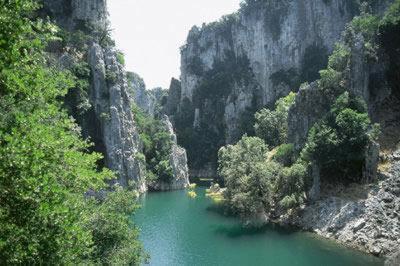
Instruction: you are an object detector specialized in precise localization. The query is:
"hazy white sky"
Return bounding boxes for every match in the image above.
[108,0,241,89]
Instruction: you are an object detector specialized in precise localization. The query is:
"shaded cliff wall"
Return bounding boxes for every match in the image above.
[288,0,398,151]
[126,72,190,190]
[126,72,168,117]
[42,0,146,191]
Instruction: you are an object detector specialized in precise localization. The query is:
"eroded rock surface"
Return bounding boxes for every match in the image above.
[170,0,357,174]
[43,0,146,191]
[149,116,190,191]
[298,150,400,257]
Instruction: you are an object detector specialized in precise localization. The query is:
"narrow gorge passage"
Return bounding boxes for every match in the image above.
[1,0,400,265]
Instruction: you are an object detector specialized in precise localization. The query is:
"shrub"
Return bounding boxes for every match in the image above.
[105,69,118,83]
[272,143,295,166]
[116,51,125,66]
[279,195,298,210]
[254,92,296,148]
[301,92,378,182]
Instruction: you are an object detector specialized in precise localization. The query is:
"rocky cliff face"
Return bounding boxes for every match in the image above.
[297,148,400,257]
[288,10,396,151]
[41,0,108,31]
[164,78,182,118]
[148,115,190,191]
[127,72,168,117]
[126,72,190,190]
[169,0,359,175]
[42,0,146,191]
[286,0,400,257]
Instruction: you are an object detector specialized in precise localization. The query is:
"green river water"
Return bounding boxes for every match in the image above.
[134,187,383,266]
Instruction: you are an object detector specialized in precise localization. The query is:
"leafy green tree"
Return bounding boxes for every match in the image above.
[132,105,174,183]
[272,143,296,167]
[218,136,275,218]
[0,1,145,264]
[254,92,296,148]
[302,92,378,182]
[85,187,147,265]
[218,135,306,220]
[275,162,307,210]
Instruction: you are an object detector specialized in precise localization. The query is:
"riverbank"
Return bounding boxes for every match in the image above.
[295,150,400,259]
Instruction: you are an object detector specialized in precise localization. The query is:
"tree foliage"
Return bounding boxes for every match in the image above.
[218,136,306,219]
[0,1,145,264]
[301,92,378,182]
[132,105,174,183]
[254,92,296,148]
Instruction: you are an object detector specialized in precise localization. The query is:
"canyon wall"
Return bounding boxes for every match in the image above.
[42,0,146,191]
[168,0,359,175]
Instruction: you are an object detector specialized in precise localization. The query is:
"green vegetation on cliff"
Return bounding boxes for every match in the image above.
[255,92,296,148]
[218,136,306,220]
[132,105,174,183]
[0,1,145,264]
[216,0,400,222]
[301,92,379,182]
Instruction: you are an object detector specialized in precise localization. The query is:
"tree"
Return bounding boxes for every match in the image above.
[254,92,296,148]
[218,135,306,220]
[218,136,272,218]
[302,92,377,182]
[0,1,145,263]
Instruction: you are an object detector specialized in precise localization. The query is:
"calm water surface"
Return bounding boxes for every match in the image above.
[134,187,383,266]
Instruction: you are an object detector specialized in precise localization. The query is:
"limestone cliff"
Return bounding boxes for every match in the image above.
[297,149,400,257]
[168,0,359,175]
[286,0,400,257]
[288,1,397,151]
[148,116,190,191]
[42,0,146,191]
[127,72,168,117]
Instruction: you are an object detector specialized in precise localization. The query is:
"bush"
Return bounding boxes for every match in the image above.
[132,104,174,183]
[272,143,295,166]
[275,162,307,204]
[301,92,377,182]
[279,195,298,210]
[254,92,296,148]
[116,51,125,66]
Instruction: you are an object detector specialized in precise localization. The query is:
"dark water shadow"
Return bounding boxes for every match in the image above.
[214,221,300,239]
[214,224,270,238]
[205,204,237,218]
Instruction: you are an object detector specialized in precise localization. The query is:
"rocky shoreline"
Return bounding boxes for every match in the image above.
[294,150,400,260]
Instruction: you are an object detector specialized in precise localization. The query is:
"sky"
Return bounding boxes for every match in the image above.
[108,0,242,89]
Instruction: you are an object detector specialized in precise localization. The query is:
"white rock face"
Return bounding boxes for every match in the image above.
[42,0,108,31]
[43,0,146,191]
[298,151,400,257]
[180,0,354,106]
[126,72,164,117]
[88,43,146,192]
[171,0,356,174]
